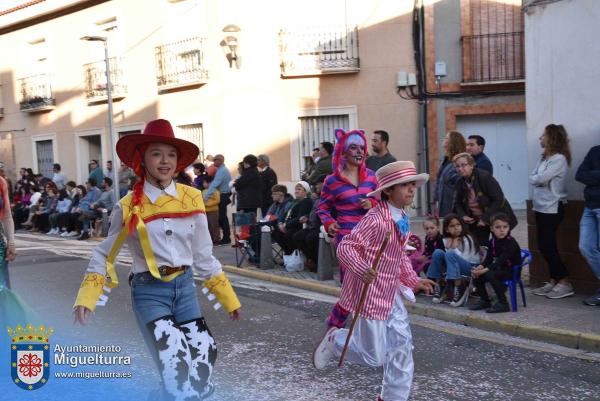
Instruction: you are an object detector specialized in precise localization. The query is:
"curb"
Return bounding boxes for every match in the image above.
[224,265,600,353]
[223,265,341,297]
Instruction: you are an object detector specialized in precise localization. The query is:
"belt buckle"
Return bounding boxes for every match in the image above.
[158,265,168,276]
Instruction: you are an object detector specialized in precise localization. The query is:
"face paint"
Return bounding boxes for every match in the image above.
[344,143,365,166]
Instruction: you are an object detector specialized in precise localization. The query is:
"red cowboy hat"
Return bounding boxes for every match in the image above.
[116,119,199,172]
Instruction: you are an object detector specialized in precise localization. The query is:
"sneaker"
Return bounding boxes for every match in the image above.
[47,228,58,235]
[219,238,232,246]
[431,283,443,304]
[545,283,574,299]
[532,282,555,296]
[312,327,337,369]
[77,231,90,241]
[583,290,600,306]
[485,302,510,313]
[66,231,79,237]
[469,299,491,311]
[60,231,69,237]
[450,283,468,307]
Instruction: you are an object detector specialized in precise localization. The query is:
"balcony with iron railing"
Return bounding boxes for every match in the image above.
[461,32,525,84]
[18,74,56,112]
[155,37,209,92]
[279,26,360,77]
[83,58,127,103]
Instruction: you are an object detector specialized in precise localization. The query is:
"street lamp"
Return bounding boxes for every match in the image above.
[81,35,120,203]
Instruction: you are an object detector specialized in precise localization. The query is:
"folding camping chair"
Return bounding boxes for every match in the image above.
[232,212,258,267]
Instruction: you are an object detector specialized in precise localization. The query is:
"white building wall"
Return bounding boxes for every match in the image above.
[525,0,600,199]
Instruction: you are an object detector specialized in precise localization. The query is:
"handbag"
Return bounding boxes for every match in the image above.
[283,250,305,272]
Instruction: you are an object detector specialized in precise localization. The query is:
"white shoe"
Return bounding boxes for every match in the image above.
[49,228,59,235]
[59,230,68,237]
[532,282,555,296]
[545,283,574,299]
[312,327,337,369]
[66,231,79,237]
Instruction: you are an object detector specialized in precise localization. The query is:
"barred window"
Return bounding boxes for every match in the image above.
[175,123,204,162]
[298,114,349,172]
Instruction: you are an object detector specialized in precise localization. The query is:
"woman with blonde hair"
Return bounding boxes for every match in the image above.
[433,131,466,217]
[530,124,573,299]
[453,152,517,247]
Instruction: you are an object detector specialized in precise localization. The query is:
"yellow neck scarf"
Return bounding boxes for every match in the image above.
[105,183,205,288]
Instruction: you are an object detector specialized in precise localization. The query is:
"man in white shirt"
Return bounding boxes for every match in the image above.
[52,163,68,190]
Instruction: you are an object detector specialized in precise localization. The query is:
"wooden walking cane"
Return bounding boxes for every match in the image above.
[338,231,392,367]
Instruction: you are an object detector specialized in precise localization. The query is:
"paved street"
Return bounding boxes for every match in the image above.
[1,241,599,401]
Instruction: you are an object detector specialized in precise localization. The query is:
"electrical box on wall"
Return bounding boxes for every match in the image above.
[434,61,447,77]
[407,73,417,86]
[396,71,408,87]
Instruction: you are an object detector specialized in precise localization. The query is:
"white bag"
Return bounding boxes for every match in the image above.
[283,250,305,272]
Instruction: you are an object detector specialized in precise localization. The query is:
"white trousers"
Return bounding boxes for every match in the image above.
[332,292,414,401]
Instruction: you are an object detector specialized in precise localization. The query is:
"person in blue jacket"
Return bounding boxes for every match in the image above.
[576,145,600,306]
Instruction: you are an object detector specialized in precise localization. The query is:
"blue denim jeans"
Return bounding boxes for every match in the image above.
[579,207,600,281]
[130,268,202,325]
[427,249,476,280]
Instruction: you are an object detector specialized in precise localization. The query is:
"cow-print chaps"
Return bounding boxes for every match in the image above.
[146,316,217,401]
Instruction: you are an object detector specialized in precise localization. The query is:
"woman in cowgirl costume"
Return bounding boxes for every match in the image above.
[73,119,241,400]
[313,161,434,401]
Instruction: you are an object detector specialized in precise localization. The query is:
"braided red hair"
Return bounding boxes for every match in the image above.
[127,144,149,234]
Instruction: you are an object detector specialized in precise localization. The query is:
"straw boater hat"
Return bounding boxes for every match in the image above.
[368,161,429,197]
[116,119,199,172]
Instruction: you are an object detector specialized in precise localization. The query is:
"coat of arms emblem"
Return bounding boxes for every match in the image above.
[8,324,53,390]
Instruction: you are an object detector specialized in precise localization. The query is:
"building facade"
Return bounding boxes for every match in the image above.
[0,0,420,189]
[423,0,526,209]
[524,0,600,292]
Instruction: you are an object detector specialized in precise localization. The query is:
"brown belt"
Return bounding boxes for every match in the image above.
[158,265,190,276]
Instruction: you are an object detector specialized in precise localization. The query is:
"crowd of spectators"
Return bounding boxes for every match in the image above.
[6,124,599,312]
[11,161,120,240]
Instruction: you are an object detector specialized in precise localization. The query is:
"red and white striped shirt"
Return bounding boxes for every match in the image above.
[337,201,420,320]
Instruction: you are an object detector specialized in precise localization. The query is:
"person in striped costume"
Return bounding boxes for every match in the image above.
[316,129,378,328]
[313,161,435,401]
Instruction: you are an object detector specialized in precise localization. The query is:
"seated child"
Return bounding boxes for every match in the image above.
[426,214,480,307]
[410,216,444,275]
[406,234,424,273]
[469,213,521,313]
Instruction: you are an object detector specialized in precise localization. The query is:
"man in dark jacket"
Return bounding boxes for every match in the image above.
[258,154,278,217]
[576,145,600,306]
[467,135,494,175]
[453,152,516,247]
[233,154,262,215]
[307,142,333,185]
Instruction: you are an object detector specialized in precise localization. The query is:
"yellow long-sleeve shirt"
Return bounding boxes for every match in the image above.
[203,188,220,212]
